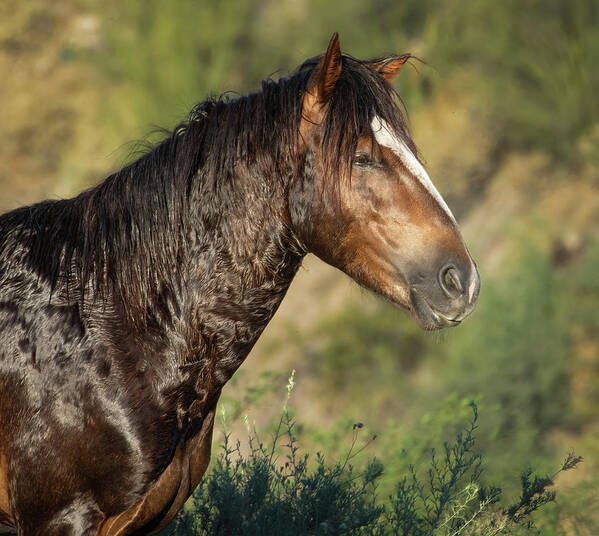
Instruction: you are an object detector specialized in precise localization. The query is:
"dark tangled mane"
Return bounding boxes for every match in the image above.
[0,53,415,327]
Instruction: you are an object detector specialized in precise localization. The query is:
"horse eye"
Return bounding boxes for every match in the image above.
[352,152,376,167]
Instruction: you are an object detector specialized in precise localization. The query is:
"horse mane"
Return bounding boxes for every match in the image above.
[0,53,415,327]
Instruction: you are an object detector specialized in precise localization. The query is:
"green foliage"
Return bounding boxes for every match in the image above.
[162,390,384,535]
[387,404,499,536]
[565,238,599,332]
[89,0,256,142]
[293,239,571,475]
[161,401,580,535]
[440,243,569,476]
[435,238,599,489]
[271,234,599,531]
[301,301,428,394]
[424,0,599,161]
[83,0,599,166]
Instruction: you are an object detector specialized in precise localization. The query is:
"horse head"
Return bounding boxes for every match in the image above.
[290,33,480,330]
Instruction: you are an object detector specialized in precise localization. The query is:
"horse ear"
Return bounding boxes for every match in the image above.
[371,54,411,81]
[305,32,342,109]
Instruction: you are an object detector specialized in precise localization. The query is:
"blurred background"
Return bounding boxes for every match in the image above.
[1,0,598,531]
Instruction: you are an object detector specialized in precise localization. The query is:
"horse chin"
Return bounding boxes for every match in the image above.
[374,283,457,331]
[408,288,462,331]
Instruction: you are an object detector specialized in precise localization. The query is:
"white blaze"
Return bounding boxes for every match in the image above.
[371,116,456,223]
[468,277,476,304]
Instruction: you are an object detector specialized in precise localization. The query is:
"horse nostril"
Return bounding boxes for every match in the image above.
[440,265,463,299]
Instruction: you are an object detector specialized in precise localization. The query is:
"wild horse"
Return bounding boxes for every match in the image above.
[0,34,479,534]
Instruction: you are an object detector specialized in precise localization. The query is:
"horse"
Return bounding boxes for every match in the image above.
[0,33,479,534]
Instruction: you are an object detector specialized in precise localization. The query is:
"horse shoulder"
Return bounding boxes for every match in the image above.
[99,405,216,536]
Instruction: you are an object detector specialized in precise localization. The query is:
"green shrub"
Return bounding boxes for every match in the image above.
[161,390,580,535]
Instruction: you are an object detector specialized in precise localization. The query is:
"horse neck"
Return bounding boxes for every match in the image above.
[178,164,305,384]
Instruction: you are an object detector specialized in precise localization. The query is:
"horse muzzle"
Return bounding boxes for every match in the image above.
[408,262,480,331]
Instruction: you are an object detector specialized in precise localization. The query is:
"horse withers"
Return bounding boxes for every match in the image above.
[0,33,479,534]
